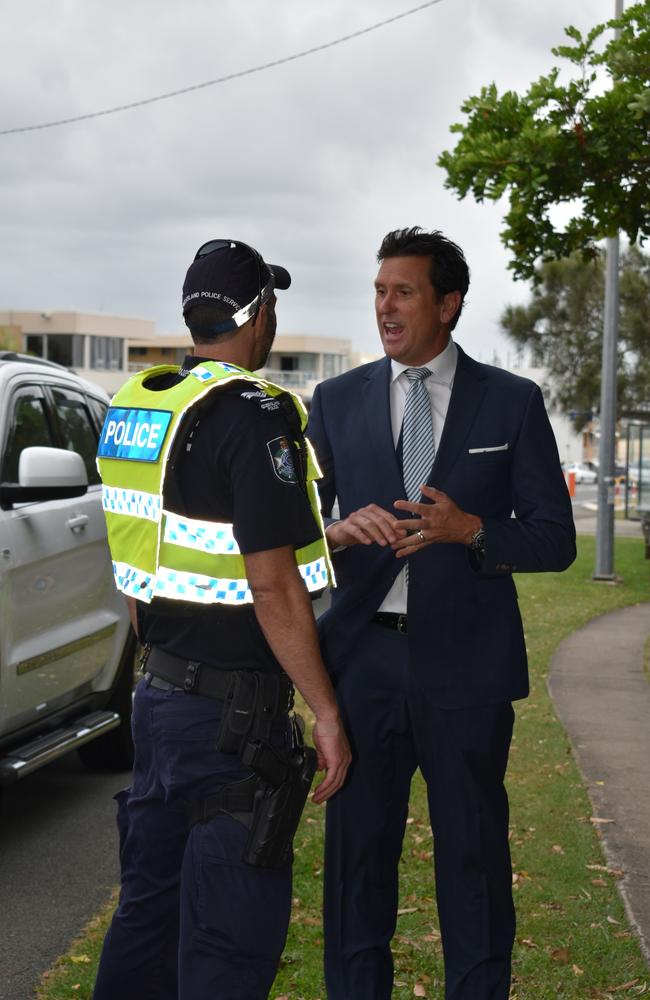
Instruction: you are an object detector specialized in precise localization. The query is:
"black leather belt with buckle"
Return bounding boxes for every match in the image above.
[372,612,408,634]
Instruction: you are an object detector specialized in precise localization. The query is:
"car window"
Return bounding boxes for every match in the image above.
[87,395,109,435]
[1,389,54,483]
[48,386,101,485]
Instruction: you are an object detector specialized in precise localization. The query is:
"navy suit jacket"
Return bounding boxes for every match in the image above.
[307,345,576,709]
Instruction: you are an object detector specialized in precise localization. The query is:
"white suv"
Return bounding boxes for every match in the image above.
[0,352,135,782]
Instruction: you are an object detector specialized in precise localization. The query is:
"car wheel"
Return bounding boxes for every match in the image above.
[78,630,137,772]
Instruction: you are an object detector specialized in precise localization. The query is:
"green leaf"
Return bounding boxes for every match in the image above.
[438,0,650,280]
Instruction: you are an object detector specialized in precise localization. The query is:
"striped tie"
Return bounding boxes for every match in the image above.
[402,367,434,502]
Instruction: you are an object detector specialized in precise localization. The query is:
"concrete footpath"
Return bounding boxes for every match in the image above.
[548,512,650,963]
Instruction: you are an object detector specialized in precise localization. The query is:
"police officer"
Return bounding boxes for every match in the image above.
[93,239,351,1000]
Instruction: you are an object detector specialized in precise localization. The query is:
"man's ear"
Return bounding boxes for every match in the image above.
[251,302,269,330]
[441,290,462,325]
[251,301,266,329]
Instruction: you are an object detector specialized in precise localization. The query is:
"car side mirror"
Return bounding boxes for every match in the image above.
[0,446,89,506]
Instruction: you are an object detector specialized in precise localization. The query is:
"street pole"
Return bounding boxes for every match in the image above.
[593,0,624,581]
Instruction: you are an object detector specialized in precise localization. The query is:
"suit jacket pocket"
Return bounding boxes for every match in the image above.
[467,450,510,465]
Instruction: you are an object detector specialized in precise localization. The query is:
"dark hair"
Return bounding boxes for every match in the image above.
[377,227,470,330]
[183,303,239,345]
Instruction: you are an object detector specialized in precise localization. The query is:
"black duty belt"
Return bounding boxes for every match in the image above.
[143,645,296,711]
[146,674,185,693]
[372,612,408,634]
[144,646,234,697]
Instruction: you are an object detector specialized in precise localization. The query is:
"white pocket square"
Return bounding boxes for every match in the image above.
[468,443,509,454]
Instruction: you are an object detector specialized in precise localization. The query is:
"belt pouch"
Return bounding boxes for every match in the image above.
[215,671,259,756]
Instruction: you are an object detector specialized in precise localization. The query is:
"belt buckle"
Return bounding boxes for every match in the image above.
[396,614,407,634]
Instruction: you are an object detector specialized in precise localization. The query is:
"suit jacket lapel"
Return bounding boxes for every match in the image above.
[429,345,487,487]
[362,357,404,500]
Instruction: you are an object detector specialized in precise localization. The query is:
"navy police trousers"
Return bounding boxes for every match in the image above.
[93,675,292,1000]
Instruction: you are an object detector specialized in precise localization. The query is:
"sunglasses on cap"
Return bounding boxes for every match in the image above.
[193,238,273,329]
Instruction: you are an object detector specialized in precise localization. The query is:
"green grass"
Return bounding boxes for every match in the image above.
[36,535,650,1000]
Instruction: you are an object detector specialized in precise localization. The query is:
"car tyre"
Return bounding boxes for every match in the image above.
[78,630,137,772]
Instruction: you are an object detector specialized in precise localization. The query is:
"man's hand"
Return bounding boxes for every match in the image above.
[392,485,481,556]
[326,504,408,549]
[311,716,352,804]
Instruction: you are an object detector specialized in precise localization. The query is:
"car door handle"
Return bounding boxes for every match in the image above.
[66,514,89,531]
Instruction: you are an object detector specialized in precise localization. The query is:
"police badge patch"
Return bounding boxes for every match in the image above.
[267,436,298,484]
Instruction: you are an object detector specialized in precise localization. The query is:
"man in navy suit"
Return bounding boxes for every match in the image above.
[307,228,576,1000]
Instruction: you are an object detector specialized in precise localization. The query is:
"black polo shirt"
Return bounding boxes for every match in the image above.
[137,357,321,671]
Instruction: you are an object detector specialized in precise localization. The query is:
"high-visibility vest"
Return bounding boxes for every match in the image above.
[96,359,334,606]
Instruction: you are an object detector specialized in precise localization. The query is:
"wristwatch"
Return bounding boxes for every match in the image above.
[468,525,486,553]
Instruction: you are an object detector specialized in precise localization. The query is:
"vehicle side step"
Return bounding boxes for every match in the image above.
[0,710,121,783]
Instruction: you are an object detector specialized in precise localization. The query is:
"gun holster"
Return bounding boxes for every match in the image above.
[187,743,317,870]
[243,743,317,868]
[188,669,315,868]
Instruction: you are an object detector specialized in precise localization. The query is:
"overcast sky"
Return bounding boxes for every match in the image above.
[0,0,615,363]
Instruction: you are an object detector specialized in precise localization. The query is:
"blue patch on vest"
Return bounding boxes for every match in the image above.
[98,408,173,462]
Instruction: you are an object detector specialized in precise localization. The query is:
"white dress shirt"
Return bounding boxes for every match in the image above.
[378,337,458,614]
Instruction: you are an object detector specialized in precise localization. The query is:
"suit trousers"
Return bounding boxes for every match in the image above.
[93,675,292,1000]
[323,623,515,1000]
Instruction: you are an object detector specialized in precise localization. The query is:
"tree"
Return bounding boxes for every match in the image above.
[0,326,21,351]
[500,246,650,427]
[438,3,650,281]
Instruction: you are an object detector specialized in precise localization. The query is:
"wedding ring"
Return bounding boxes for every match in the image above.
[416,529,425,543]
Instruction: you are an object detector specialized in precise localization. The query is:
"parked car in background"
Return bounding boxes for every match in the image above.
[0,352,135,785]
[565,462,598,485]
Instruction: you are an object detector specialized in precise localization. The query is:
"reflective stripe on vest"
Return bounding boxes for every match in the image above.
[112,554,330,606]
[98,360,334,605]
[163,511,241,555]
[102,486,162,523]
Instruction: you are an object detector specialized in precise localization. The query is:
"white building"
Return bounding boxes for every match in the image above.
[0,310,352,403]
[261,335,351,402]
[0,310,155,396]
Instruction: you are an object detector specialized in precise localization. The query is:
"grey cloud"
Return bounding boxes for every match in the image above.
[0,0,613,360]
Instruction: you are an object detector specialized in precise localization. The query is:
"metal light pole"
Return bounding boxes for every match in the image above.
[593,0,624,581]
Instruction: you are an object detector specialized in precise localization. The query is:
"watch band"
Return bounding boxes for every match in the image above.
[469,525,486,552]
